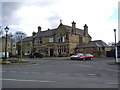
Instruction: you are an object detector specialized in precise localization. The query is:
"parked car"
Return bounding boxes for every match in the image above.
[77,54,93,60]
[70,53,93,60]
[118,55,120,58]
[29,52,43,58]
[70,53,84,60]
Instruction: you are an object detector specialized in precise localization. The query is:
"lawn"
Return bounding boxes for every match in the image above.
[1,58,29,64]
[9,60,29,63]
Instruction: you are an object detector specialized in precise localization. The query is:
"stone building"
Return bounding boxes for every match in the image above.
[22,21,92,57]
[22,37,33,56]
[22,21,109,57]
[34,21,92,57]
[1,36,17,57]
[75,40,110,57]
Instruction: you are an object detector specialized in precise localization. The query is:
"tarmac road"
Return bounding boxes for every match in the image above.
[2,57,119,88]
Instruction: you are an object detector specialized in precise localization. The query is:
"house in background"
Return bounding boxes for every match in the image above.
[76,40,111,57]
[22,37,33,56]
[1,36,17,57]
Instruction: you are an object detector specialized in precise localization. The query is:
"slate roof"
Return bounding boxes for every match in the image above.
[22,37,32,42]
[64,25,91,36]
[34,24,91,38]
[64,25,84,36]
[77,40,108,48]
[91,40,108,47]
[34,29,57,38]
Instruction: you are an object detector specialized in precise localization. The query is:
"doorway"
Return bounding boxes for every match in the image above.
[50,49,54,57]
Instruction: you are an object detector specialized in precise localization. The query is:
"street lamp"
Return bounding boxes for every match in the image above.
[4,26,9,60]
[114,29,118,63]
[9,33,13,54]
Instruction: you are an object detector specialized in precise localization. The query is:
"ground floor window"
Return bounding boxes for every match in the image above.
[58,46,66,54]
[24,49,31,55]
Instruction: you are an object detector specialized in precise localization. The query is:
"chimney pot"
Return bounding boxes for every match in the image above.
[72,21,76,34]
[38,26,41,32]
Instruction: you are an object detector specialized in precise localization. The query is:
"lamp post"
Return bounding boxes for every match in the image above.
[114,29,118,63]
[4,26,9,60]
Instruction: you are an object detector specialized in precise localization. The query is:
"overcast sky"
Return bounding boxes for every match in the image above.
[1,0,119,43]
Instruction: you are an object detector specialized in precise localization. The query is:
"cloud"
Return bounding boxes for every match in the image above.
[2,0,59,25]
[1,0,119,43]
[2,2,23,25]
[2,0,60,35]
[47,13,61,28]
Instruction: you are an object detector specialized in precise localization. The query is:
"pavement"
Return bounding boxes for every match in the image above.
[2,57,119,65]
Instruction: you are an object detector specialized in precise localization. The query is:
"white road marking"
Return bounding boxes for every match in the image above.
[87,74,96,76]
[60,73,68,75]
[73,73,82,76]
[45,73,54,75]
[2,78,56,83]
[99,67,119,72]
[20,71,29,74]
[2,70,110,77]
[106,82,120,85]
[31,72,40,74]
[9,71,17,73]
[74,64,92,68]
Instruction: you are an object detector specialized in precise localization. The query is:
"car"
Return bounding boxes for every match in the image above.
[77,54,93,60]
[29,52,43,58]
[70,53,84,60]
[118,55,120,58]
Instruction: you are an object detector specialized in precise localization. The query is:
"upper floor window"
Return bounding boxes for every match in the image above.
[13,43,16,48]
[35,39,42,44]
[79,37,83,43]
[49,38,54,42]
[27,42,30,46]
[58,36,65,42]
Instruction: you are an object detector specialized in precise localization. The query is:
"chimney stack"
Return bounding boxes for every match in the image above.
[84,24,88,36]
[32,31,36,37]
[38,26,41,32]
[72,21,76,34]
[48,28,50,30]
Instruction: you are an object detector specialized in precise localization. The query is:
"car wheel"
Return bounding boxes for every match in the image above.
[83,58,85,61]
[90,58,93,60]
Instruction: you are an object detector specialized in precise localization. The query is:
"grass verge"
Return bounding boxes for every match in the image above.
[9,60,29,63]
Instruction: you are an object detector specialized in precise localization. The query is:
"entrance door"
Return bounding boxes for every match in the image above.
[50,49,54,57]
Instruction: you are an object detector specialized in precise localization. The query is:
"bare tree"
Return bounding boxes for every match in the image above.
[108,42,115,46]
[0,26,4,36]
[12,31,27,60]
[12,31,27,42]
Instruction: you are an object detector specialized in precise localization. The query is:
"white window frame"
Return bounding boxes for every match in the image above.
[49,38,54,42]
[58,36,65,42]
[62,36,65,42]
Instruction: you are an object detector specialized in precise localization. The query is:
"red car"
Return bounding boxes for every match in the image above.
[77,54,93,60]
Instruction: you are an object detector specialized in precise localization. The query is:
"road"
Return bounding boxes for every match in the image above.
[2,57,119,88]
